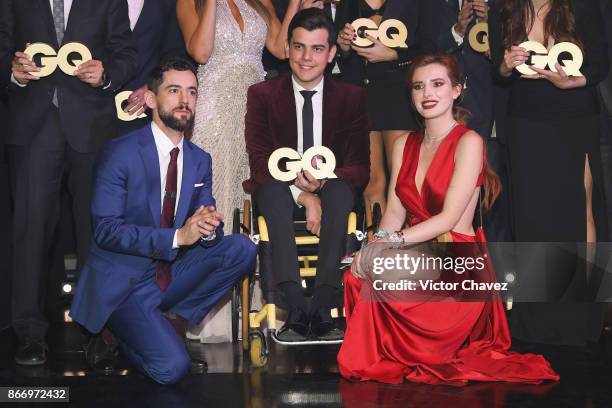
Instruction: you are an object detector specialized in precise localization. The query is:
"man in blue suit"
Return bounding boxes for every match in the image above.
[70,57,256,384]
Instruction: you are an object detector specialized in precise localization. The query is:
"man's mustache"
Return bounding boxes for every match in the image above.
[173,104,192,114]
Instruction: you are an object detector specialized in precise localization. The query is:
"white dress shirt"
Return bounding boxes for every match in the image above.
[451,0,464,45]
[151,122,184,248]
[330,3,341,74]
[289,76,324,205]
[127,0,145,31]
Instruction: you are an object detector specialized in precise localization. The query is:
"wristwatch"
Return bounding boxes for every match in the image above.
[101,71,111,89]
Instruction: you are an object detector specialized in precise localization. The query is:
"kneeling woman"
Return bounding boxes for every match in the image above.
[337,54,559,385]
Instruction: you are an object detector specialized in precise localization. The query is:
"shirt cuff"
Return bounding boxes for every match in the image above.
[11,74,27,87]
[451,25,464,45]
[289,185,304,208]
[172,230,180,249]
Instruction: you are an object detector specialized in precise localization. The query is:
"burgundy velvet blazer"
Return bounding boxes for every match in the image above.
[243,74,370,195]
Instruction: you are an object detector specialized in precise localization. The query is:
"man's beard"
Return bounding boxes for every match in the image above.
[159,104,194,132]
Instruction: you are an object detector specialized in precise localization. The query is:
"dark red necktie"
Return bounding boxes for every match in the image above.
[156,147,180,291]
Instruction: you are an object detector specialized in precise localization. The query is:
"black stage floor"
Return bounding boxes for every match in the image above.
[1,307,611,408]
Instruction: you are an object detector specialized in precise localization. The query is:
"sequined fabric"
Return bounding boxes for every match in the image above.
[191,0,267,232]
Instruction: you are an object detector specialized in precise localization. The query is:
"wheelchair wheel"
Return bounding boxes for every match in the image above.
[249,330,268,367]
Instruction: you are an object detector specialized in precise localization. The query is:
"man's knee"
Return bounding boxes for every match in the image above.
[149,352,191,385]
[256,180,293,214]
[320,179,355,211]
[225,234,257,270]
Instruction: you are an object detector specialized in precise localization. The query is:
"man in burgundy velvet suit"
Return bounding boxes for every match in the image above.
[244,9,369,342]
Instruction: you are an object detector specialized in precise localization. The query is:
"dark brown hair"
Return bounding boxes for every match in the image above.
[498,0,582,50]
[407,54,501,211]
[195,0,270,25]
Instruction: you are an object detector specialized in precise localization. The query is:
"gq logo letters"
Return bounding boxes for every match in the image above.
[516,41,584,76]
[268,147,338,182]
[468,23,489,53]
[115,91,147,122]
[351,18,408,48]
[24,42,92,77]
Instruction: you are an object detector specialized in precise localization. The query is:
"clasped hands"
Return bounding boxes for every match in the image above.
[454,0,489,38]
[337,24,398,63]
[177,205,224,246]
[12,49,105,87]
[501,46,584,89]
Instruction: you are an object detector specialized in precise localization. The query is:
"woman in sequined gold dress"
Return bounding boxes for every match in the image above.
[177,0,302,232]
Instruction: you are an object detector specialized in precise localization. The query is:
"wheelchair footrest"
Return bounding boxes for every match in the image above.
[270,331,344,346]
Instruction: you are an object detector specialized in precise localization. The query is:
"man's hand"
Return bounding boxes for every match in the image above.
[351,250,366,279]
[124,85,148,117]
[298,193,322,236]
[295,169,325,193]
[337,23,356,55]
[454,0,473,38]
[177,206,224,246]
[75,60,105,87]
[471,0,489,22]
[11,51,40,85]
[300,0,324,10]
[351,34,398,63]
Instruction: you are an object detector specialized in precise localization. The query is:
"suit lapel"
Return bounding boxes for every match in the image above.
[139,128,162,227]
[63,0,86,45]
[38,0,59,48]
[174,142,196,228]
[279,76,298,149]
[133,0,154,35]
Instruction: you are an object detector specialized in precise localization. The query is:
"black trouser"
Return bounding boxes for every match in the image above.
[255,179,355,311]
[8,108,96,340]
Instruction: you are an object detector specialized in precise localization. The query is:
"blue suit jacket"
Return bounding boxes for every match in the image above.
[70,125,223,333]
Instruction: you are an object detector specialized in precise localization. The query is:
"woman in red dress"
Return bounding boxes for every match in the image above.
[337,54,560,385]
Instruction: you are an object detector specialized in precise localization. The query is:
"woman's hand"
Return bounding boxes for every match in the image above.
[528,63,587,89]
[500,46,529,77]
[337,23,356,55]
[352,34,398,63]
[351,250,366,279]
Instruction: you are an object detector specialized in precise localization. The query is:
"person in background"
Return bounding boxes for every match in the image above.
[335,0,439,214]
[0,0,137,366]
[490,0,609,348]
[117,0,190,135]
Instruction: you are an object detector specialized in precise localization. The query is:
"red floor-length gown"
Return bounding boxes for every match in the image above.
[338,125,560,385]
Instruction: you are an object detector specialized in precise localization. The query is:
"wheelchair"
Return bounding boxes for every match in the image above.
[231,195,381,367]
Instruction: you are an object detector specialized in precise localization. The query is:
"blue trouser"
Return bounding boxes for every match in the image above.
[106,235,256,384]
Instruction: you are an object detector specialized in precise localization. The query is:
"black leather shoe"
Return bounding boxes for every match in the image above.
[85,331,118,371]
[311,309,344,341]
[190,358,208,374]
[276,308,309,342]
[15,338,48,366]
